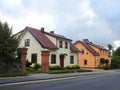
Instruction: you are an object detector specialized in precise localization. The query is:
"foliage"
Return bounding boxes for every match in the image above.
[34,63,41,70]
[97,64,103,69]
[26,60,32,67]
[108,44,113,51]
[103,64,110,70]
[111,56,120,69]
[49,65,61,70]
[26,67,42,74]
[48,69,92,74]
[114,47,120,56]
[100,58,109,65]
[0,72,28,77]
[66,65,80,69]
[0,21,18,72]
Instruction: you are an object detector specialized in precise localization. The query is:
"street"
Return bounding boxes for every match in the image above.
[0,71,120,90]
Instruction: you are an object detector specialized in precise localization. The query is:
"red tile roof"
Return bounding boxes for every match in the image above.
[75,41,100,56]
[70,43,80,52]
[27,27,58,50]
[86,42,108,51]
[18,26,78,52]
[43,31,72,41]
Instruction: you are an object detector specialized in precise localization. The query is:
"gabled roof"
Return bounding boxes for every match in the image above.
[70,43,80,52]
[16,26,78,52]
[43,31,72,41]
[86,42,108,51]
[75,41,99,56]
[26,26,58,50]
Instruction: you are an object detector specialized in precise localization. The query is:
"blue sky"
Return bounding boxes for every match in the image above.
[0,0,120,48]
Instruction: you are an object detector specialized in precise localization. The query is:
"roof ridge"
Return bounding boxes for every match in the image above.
[81,41,99,56]
[27,27,58,50]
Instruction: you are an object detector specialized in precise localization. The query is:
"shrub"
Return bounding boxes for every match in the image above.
[49,65,61,70]
[66,65,80,69]
[48,69,92,74]
[26,60,32,67]
[97,64,103,69]
[34,63,41,70]
[26,67,35,72]
[111,56,120,69]
[103,64,110,70]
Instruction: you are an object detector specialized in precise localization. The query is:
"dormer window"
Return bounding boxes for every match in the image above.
[59,41,63,48]
[25,39,30,46]
[65,42,68,49]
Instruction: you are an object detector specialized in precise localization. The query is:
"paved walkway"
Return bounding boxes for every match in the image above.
[0,69,107,86]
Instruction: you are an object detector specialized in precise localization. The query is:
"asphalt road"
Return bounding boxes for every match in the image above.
[1,71,120,90]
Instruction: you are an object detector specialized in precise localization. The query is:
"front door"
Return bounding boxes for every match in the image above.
[60,55,64,69]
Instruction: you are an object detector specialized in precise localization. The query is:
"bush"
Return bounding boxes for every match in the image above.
[48,69,92,74]
[26,60,32,67]
[103,64,110,70]
[97,64,103,69]
[34,63,41,70]
[66,65,80,69]
[26,67,35,72]
[111,56,120,69]
[49,65,61,70]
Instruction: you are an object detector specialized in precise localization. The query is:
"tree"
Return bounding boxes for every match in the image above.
[108,44,113,56]
[114,47,120,56]
[111,56,120,69]
[108,44,113,51]
[0,21,18,72]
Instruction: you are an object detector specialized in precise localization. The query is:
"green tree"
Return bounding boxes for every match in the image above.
[0,21,18,72]
[114,47,120,56]
[111,56,120,69]
[108,44,113,56]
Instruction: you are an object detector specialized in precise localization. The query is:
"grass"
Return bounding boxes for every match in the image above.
[0,68,92,77]
[0,72,28,77]
[48,69,92,74]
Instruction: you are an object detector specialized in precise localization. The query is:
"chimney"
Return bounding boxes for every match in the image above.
[83,39,89,42]
[50,31,54,34]
[41,27,44,32]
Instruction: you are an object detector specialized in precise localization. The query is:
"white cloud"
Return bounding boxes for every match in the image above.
[0,0,56,34]
[113,40,120,49]
[0,0,119,48]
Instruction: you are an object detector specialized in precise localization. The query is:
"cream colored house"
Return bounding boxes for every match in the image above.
[15,26,79,70]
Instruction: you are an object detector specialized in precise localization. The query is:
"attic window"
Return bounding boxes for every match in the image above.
[25,39,30,46]
[81,49,84,54]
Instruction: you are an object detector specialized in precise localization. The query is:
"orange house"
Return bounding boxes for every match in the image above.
[74,40,111,68]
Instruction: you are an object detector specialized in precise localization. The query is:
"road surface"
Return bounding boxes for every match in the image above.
[0,71,120,90]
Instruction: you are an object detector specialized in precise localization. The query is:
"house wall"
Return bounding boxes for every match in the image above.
[45,34,78,67]
[90,45,111,65]
[18,31,47,65]
[45,34,57,45]
[74,42,96,68]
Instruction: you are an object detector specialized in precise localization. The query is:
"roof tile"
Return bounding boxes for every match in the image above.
[27,27,58,49]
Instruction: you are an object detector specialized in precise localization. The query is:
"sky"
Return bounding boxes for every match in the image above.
[0,0,120,48]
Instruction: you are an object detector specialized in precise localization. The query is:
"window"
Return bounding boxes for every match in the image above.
[59,41,63,48]
[81,49,84,54]
[25,39,30,46]
[84,59,87,65]
[31,53,37,63]
[70,56,74,64]
[51,54,56,64]
[65,42,68,49]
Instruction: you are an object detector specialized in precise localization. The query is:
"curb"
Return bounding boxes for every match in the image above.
[0,72,103,87]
